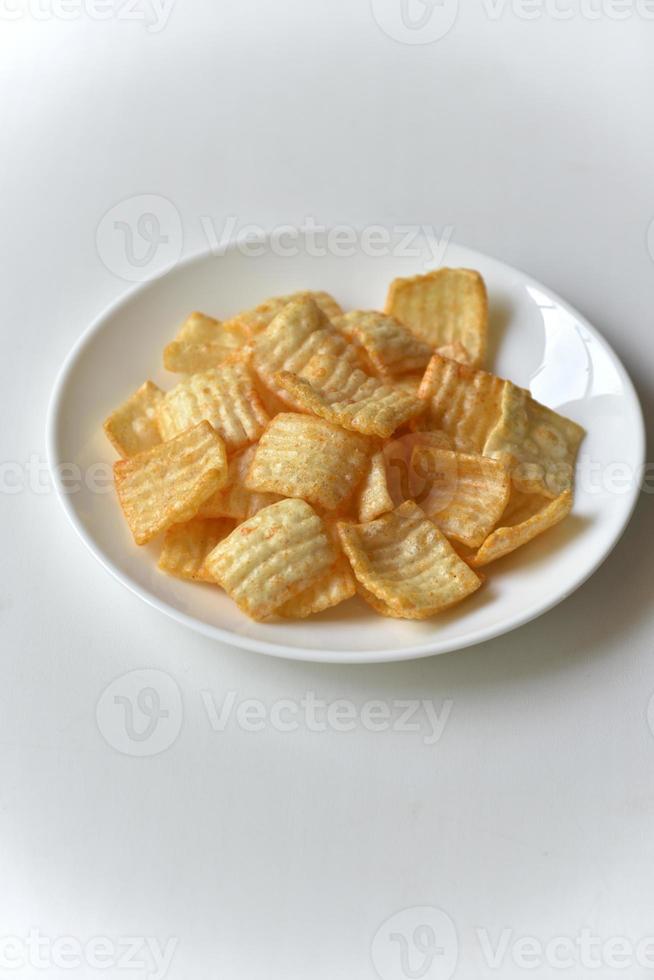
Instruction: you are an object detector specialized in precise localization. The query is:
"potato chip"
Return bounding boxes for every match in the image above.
[163,312,246,373]
[337,501,482,619]
[484,383,585,497]
[103,381,164,458]
[335,311,433,378]
[227,290,343,337]
[277,556,356,618]
[418,354,505,454]
[157,354,269,452]
[386,267,488,366]
[197,445,281,519]
[251,297,360,409]
[114,421,228,545]
[158,517,236,581]
[357,452,394,522]
[275,354,425,438]
[471,489,573,567]
[406,447,511,548]
[436,340,473,365]
[245,413,372,510]
[204,498,337,620]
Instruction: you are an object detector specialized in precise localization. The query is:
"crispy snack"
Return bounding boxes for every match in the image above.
[407,447,511,548]
[484,383,586,498]
[251,297,359,409]
[275,354,425,438]
[245,413,372,510]
[277,556,356,618]
[471,489,573,567]
[337,501,482,619]
[204,498,337,620]
[436,340,473,365]
[335,311,433,378]
[227,290,343,337]
[103,381,164,458]
[197,445,281,519]
[163,312,246,373]
[114,421,228,545]
[157,354,269,453]
[158,517,236,581]
[357,452,394,522]
[386,267,488,366]
[418,354,505,453]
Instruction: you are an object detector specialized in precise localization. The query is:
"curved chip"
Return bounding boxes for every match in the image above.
[357,452,394,522]
[204,498,338,620]
[335,310,433,378]
[157,354,269,453]
[227,290,343,338]
[103,380,164,458]
[386,267,488,366]
[158,517,236,581]
[277,556,356,619]
[418,353,505,453]
[245,413,372,510]
[337,501,482,619]
[163,312,246,373]
[114,421,228,545]
[471,489,573,567]
[197,445,282,520]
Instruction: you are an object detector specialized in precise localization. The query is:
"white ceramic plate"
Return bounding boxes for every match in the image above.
[47,238,644,663]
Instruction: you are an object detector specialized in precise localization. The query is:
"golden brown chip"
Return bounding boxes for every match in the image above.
[484,383,586,498]
[251,297,360,409]
[103,381,164,458]
[245,413,372,510]
[386,267,488,366]
[158,517,236,581]
[357,452,394,522]
[277,556,356,618]
[163,312,246,373]
[114,421,228,545]
[335,311,433,378]
[337,501,481,619]
[226,290,343,337]
[471,489,573,566]
[418,354,505,453]
[197,445,282,520]
[204,498,338,620]
[436,340,474,365]
[157,354,269,453]
[275,355,425,438]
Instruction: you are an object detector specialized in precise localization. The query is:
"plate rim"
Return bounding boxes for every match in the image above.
[46,239,646,664]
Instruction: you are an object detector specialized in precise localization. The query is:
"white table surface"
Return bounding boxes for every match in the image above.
[2,4,653,979]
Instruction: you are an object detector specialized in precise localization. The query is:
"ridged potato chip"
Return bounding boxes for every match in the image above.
[471,489,573,566]
[436,340,473,365]
[484,383,585,498]
[204,498,337,620]
[114,421,228,545]
[277,556,356,618]
[386,267,488,366]
[197,445,281,520]
[163,312,246,373]
[275,354,425,438]
[251,297,359,409]
[158,517,236,581]
[335,311,433,378]
[337,501,482,619]
[157,354,269,452]
[245,413,372,510]
[418,354,505,453]
[357,452,394,522]
[227,290,343,337]
[104,381,164,458]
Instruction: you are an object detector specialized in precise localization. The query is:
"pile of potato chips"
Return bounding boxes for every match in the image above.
[104,268,585,622]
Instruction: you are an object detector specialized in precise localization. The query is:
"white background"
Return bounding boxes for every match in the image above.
[1,2,654,979]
